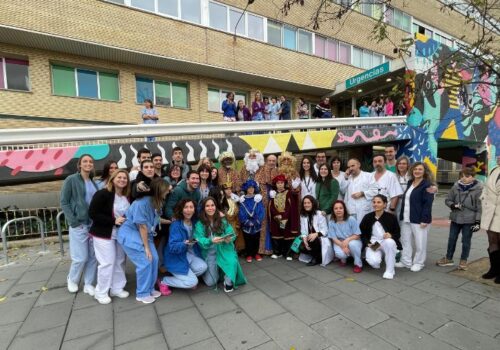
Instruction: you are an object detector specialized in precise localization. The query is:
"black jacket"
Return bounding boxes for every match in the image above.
[131,172,158,200]
[359,211,402,250]
[89,189,118,239]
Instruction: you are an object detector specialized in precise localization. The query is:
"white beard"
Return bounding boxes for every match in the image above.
[245,159,260,174]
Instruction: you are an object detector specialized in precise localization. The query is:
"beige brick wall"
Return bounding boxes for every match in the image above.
[0,43,322,127]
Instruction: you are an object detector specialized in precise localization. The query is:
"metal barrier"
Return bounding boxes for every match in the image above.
[1,216,47,265]
[0,207,63,239]
[55,211,65,257]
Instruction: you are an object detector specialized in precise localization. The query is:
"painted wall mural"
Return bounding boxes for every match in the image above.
[0,126,404,185]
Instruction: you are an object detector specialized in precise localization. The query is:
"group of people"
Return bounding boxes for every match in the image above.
[60,144,500,306]
[356,97,406,118]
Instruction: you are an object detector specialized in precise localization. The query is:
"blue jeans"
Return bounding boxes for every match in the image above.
[121,239,158,298]
[68,225,97,286]
[446,221,473,260]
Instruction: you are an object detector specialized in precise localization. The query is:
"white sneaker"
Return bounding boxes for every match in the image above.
[286,256,293,261]
[67,278,78,293]
[395,262,409,268]
[271,254,278,259]
[383,272,394,279]
[410,264,423,272]
[110,290,129,299]
[83,285,95,296]
[136,295,155,304]
[151,290,162,298]
[95,295,111,305]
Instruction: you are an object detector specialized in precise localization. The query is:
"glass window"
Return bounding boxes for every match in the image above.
[283,25,297,50]
[362,50,372,69]
[99,72,119,101]
[108,0,125,4]
[131,0,155,12]
[172,82,188,108]
[267,20,281,46]
[338,42,350,64]
[248,14,264,40]
[425,28,433,38]
[155,80,171,106]
[412,23,419,34]
[372,53,383,66]
[136,77,188,107]
[229,9,245,35]
[315,35,326,57]
[208,88,221,112]
[52,65,76,97]
[136,77,154,103]
[372,2,383,19]
[77,69,99,99]
[4,59,30,91]
[394,8,402,29]
[362,2,372,16]
[298,30,312,54]
[209,2,227,31]
[401,13,411,32]
[352,47,362,68]
[385,7,394,24]
[326,39,338,61]
[181,0,201,23]
[0,61,4,89]
[158,0,178,17]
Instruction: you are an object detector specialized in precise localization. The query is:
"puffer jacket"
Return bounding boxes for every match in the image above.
[445,179,483,224]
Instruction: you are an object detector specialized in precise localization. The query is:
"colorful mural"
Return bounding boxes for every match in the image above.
[0,126,404,185]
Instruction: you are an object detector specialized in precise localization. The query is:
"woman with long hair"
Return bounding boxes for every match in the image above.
[198,164,213,200]
[194,197,246,292]
[251,90,266,121]
[330,156,348,200]
[328,200,362,273]
[117,178,170,304]
[89,170,131,304]
[299,196,328,266]
[96,160,118,189]
[61,154,99,295]
[397,162,435,272]
[299,156,317,200]
[316,164,339,216]
[197,157,214,169]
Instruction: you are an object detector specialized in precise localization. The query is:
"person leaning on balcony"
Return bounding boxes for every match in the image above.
[313,97,332,119]
[60,154,99,296]
[359,101,370,118]
[384,97,394,116]
[269,96,281,121]
[221,92,237,122]
[236,100,252,122]
[88,169,131,304]
[251,90,266,121]
[481,156,500,284]
[296,97,309,119]
[278,95,291,120]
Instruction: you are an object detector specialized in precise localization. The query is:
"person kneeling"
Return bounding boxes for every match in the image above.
[360,195,401,280]
[299,195,329,266]
[194,197,247,292]
[161,199,208,292]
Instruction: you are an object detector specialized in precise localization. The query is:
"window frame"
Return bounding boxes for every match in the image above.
[135,75,189,108]
[207,87,248,113]
[0,57,31,92]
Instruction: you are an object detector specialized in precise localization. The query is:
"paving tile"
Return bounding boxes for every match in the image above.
[17,267,54,284]
[73,289,99,310]
[277,292,337,325]
[45,269,68,289]
[288,276,341,301]
[0,323,22,350]
[19,300,72,335]
[0,297,36,326]
[369,279,435,305]
[327,279,386,303]
[64,304,113,341]
[416,269,470,287]
[115,304,162,345]
[258,312,330,350]
[35,286,75,307]
[322,293,388,329]
[369,318,456,350]
[298,266,344,283]
[5,281,44,301]
[61,330,113,350]
[177,337,223,350]
[207,310,270,349]
[432,321,500,350]
[231,289,285,322]
[250,275,297,299]
[413,279,486,307]
[160,307,213,349]
[312,314,395,350]
[191,289,238,319]
[9,325,65,350]
[0,277,16,295]
[370,295,449,333]
[459,281,500,300]
[247,341,283,350]
[342,270,383,284]
[154,290,194,315]
[115,332,168,350]
[473,298,500,318]
[264,263,305,282]
[389,269,429,286]
[0,266,29,280]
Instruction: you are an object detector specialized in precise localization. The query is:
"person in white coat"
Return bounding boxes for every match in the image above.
[344,158,371,225]
[299,195,330,266]
[299,156,317,199]
[481,156,500,284]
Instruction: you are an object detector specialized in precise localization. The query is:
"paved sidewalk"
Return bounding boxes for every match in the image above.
[1,215,500,349]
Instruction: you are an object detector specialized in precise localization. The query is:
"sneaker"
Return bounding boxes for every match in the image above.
[339,260,347,267]
[67,278,78,293]
[458,260,468,271]
[436,257,454,267]
[382,272,394,279]
[151,290,162,298]
[395,262,410,268]
[410,264,423,272]
[353,265,362,273]
[110,290,129,299]
[223,283,234,293]
[95,295,111,304]
[83,285,95,297]
[286,256,293,261]
[271,254,279,259]
[246,256,253,263]
[158,281,172,296]
[136,295,155,304]
[255,254,263,262]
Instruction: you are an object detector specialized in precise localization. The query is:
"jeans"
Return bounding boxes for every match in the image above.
[446,221,473,260]
[162,252,207,289]
[68,225,97,286]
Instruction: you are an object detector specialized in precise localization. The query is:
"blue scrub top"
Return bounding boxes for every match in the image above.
[117,197,159,251]
[328,216,360,241]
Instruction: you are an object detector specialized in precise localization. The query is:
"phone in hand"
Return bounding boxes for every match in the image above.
[187,238,197,244]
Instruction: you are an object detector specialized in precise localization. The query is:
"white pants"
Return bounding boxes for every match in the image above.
[365,238,397,276]
[162,252,207,289]
[333,239,363,267]
[93,236,127,298]
[400,222,429,268]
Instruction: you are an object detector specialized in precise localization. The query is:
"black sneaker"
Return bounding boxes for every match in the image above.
[223,283,234,293]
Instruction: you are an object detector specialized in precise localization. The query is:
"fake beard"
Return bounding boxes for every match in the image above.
[245,159,260,174]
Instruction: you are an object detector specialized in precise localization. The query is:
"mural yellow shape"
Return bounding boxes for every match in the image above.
[424,156,437,177]
[240,133,292,154]
[441,120,459,140]
[293,130,337,150]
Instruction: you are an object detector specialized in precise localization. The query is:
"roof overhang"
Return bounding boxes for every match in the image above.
[0,25,331,96]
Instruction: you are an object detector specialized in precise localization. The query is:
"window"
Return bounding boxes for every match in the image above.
[158,0,178,17]
[108,0,125,4]
[283,25,297,50]
[180,0,201,23]
[51,65,119,100]
[209,2,227,31]
[389,7,411,32]
[315,35,326,57]
[337,42,349,64]
[229,9,245,35]
[352,47,362,68]
[135,76,188,108]
[267,20,282,46]
[326,39,338,61]
[1,58,30,91]
[372,53,383,66]
[247,14,264,40]
[298,30,312,54]
[208,88,246,112]
[131,0,155,12]
[362,50,372,69]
